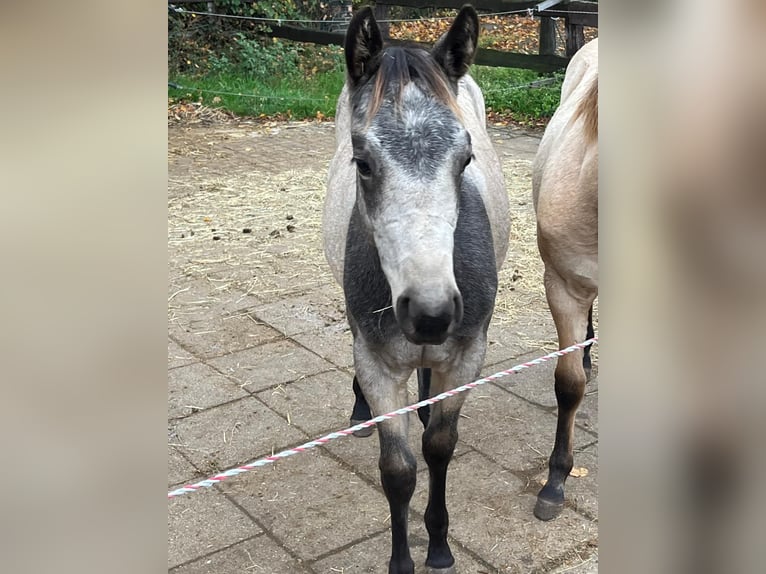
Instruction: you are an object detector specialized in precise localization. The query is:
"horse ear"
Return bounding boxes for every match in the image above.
[345,6,383,86]
[432,5,479,82]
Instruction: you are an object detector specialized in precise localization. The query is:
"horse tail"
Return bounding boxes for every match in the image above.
[574,77,598,144]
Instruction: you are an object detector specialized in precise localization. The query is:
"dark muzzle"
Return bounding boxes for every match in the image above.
[395,289,464,345]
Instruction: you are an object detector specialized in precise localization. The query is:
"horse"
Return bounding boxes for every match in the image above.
[531,38,598,522]
[324,6,509,573]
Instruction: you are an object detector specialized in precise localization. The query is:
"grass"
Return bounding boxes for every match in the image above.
[168,39,563,122]
[168,68,346,119]
[472,66,564,121]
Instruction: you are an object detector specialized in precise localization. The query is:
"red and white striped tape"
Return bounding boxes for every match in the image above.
[168,337,597,499]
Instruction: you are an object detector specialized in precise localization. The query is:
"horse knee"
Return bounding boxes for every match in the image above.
[422,425,458,467]
[379,442,417,502]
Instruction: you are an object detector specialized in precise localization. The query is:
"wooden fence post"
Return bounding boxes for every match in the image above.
[539,16,556,56]
[562,1,587,56]
[564,17,585,56]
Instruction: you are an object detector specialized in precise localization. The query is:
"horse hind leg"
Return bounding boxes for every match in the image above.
[535,270,595,521]
[352,367,433,435]
[350,375,374,437]
[417,368,432,429]
[582,303,595,380]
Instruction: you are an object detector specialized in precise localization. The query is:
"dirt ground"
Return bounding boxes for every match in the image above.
[167,118,598,573]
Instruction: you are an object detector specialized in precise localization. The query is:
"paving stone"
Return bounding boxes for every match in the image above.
[171,533,310,573]
[311,528,493,574]
[253,292,346,337]
[411,451,597,573]
[207,339,336,393]
[291,324,355,369]
[168,362,248,419]
[169,338,198,369]
[256,370,353,436]
[168,487,260,568]
[169,310,282,360]
[551,550,598,573]
[168,281,282,360]
[172,396,306,473]
[168,446,203,488]
[222,450,390,561]
[457,383,565,473]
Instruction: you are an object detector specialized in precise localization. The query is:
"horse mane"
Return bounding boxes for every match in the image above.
[573,77,598,143]
[366,46,462,122]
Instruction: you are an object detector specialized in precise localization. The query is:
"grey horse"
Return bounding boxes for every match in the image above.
[323,5,509,573]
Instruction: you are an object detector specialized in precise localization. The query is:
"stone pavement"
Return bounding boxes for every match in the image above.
[168,121,598,573]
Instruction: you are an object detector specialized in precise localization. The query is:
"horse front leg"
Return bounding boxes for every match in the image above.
[379,418,418,574]
[535,269,596,521]
[421,392,464,572]
[355,346,416,574]
[421,346,484,572]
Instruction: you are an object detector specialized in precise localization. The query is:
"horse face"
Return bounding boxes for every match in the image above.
[343,7,479,345]
[351,86,473,345]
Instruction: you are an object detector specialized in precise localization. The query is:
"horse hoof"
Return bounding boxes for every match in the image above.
[350,419,375,438]
[534,496,564,521]
[426,566,457,574]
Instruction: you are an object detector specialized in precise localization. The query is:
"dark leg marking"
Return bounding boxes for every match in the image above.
[379,431,417,574]
[417,368,432,429]
[535,368,585,521]
[351,375,374,438]
[422,411,459,570]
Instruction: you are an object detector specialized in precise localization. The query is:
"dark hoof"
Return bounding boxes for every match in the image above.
[534,496,564,521]
[350,419,375,438]
[427,566,457,574]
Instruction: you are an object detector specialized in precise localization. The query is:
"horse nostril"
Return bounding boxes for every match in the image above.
[395,295,411,322]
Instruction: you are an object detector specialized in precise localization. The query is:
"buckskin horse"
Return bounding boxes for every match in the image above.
[532,38,598,522]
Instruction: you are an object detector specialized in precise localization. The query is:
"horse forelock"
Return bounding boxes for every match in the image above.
[357,46,463,125]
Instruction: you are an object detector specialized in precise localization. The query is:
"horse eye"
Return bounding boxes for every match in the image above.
[462,154,473,172]
[355,159,372,177]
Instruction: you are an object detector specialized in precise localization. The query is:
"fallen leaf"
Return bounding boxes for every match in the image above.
[569,467,589,478]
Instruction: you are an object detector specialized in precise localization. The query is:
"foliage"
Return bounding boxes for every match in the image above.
[168,8,588,123]
[473,66,564,123]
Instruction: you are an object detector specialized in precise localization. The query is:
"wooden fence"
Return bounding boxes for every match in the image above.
[169,0,597,73]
